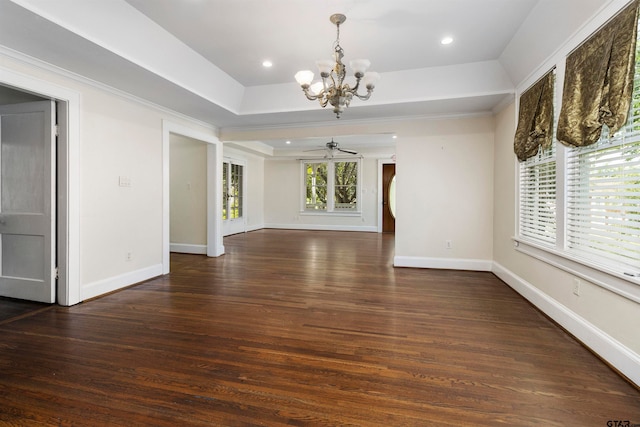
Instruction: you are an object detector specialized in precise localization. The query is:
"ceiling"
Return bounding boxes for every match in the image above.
[123,0,537,87]
[0,0,586,151]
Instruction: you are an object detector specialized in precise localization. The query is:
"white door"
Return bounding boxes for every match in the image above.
[0,100,56,303]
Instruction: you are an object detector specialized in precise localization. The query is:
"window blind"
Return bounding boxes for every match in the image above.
[519,144,557,244]
[565,62,640,269]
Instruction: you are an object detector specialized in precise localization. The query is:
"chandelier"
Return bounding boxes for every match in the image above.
[295,14,380,119]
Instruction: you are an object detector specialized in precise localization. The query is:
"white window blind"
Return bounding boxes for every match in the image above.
[565,41,640,269]
[566,121,640,269]
[519,144,557,245]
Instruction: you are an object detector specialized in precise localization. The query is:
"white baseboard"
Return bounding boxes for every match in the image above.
[264,223,378,233]
[492,262,640,388]
[246,223,264,232]
[170,243,207,254]
[81,264,163,301]
[394,255,493,271]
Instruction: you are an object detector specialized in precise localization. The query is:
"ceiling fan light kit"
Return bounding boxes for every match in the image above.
[295,14,380,119]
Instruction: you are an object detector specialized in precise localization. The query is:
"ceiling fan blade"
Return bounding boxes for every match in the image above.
[337,148,358,155]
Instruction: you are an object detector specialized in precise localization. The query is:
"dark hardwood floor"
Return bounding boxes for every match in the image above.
[0,297,50,325]
[0,230,638,426]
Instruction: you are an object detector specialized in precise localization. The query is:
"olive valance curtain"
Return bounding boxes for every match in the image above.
[514,70,554,161]
[557,0,640,147]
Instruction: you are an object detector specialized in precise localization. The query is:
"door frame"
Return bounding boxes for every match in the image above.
[162,120,224,275]
[377,159,396,233]
[0,66,80,306]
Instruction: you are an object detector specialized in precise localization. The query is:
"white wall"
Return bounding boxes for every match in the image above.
[263,154,384,232]
[394,115,495,271]
[0,50,218,303]
[170,134,207,250]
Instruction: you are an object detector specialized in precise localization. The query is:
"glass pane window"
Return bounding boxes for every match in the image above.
[305,162,327,211]
[229,163,243,219]
[334,161,358,210]
[302,159,360,213]
[222,161,243,221]
[222,163,229,220]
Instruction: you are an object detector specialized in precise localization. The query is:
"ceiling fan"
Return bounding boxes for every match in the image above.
[306,138,358,156]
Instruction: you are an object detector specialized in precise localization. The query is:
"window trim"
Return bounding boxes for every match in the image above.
[300,158,362,214]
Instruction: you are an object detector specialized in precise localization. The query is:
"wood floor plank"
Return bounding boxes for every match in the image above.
[0,230,638,426]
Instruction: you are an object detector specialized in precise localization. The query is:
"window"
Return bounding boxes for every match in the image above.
[222,161,243,220]
[333,161,358,211]
[305,162,327,211]
[516,9,640,283]
[562,16,640,272]
[302,159,360,213]
[566,97,640,269]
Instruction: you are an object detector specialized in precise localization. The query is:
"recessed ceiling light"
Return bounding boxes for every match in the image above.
[441,36,454,45]
[285,140,291,145]
[262,60,273,68]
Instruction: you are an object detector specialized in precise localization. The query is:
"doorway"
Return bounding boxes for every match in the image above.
[382,163,396,233]
[169,134,208,255]
[0,84,65,303]
[162,121,224,275]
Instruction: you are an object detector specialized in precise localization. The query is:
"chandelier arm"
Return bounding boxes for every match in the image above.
[353,88,374,101]
[351,78,362,93]
[301,87,320,101]
[322,75,333,92]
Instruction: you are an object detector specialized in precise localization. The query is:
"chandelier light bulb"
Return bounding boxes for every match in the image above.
[294,70,314,87]
[362,72,381,89]
[349,59,371,77]
[316,59,334,76]
[310,81,324,96]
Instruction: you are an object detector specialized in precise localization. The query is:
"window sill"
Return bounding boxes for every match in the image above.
[512,237,640,304]
[300,211,361,217]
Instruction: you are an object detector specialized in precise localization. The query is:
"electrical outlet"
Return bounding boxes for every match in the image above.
[446,240,452,249]
[572,278,581,296]
[125,251,133,262]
